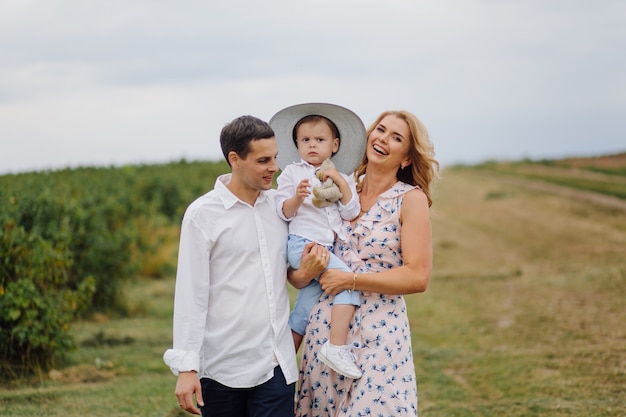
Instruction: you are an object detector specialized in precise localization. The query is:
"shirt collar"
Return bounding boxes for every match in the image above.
[214,173,269,209]
[293,159,316,169]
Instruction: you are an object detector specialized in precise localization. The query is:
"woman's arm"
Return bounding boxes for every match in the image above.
[319,189,432,295]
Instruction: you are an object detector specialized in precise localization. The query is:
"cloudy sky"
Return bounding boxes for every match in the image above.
[1,0,624,174]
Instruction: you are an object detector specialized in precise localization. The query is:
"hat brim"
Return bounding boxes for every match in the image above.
[269,103,367,174]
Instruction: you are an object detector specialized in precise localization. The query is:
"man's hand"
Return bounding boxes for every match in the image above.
[288,242,328,289]
[175,371,204,415]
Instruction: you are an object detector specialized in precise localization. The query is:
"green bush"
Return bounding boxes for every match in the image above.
[0,159,228,377]
[0,218,95,378]
[0,168,141,376]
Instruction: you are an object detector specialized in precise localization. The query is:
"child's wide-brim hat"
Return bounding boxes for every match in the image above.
[269,102,367,174]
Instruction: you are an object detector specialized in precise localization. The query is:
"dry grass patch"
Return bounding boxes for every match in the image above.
[413,168,626,416]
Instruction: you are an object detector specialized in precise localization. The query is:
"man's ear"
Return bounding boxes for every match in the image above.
[228,151,239,168]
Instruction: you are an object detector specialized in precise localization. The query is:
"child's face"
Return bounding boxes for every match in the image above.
[295,120,339,167]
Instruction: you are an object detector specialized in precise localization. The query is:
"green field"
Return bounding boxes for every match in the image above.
[1,155,625,416]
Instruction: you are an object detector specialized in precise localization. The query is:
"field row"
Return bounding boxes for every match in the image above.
[469,152,626,200]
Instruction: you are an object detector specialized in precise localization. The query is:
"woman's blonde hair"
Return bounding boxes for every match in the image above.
[353,110,439,206]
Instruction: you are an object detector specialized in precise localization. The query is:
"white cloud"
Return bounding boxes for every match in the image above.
[1,0,625,174]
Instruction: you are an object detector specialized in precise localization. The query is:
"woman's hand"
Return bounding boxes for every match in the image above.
[319,269,352,296]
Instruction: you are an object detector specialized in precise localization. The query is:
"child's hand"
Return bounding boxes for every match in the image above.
[282,179,311,218]
[295,179,311,202]
[319,167,349,198]
[320,166,340,183]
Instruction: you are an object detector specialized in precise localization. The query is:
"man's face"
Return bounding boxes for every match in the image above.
[233,138,279,192]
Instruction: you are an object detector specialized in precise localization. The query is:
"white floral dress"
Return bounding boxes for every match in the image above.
[296,181,419,417]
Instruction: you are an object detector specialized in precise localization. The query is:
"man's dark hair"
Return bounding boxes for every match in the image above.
[220,115,275,166]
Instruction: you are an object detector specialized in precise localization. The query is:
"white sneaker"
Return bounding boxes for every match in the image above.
[318,341,362,379]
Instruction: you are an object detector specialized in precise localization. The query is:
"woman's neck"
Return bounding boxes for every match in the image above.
[360,169,397,198]
[358,169,397,214]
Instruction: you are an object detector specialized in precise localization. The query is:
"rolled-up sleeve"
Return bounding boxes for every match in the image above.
[163,215,210,375]
[163,349,200,376]
[275,165,297,221]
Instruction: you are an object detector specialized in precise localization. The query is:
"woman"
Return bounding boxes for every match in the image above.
[291,110,439,417]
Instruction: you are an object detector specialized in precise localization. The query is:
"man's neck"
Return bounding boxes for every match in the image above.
[226,177,261,206]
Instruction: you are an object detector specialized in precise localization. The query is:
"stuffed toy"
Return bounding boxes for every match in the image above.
[312,159,343,208]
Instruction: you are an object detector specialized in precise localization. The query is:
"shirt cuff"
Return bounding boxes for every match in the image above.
[276,199,294,221]
[163,349,200,376]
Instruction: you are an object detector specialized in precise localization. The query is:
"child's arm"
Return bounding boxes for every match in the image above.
[282,179,310,219]
[322,170,360,221]
[320,167,352,205]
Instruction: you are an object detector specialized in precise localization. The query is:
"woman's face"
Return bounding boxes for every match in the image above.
[366,114,412,170]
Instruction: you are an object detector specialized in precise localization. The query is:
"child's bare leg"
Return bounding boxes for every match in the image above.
[329,304,355,346]
[292,330,304,352]
[318,303,362,378]
[317,304,363,378]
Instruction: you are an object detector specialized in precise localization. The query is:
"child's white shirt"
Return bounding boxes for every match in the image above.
[275,159,360,246]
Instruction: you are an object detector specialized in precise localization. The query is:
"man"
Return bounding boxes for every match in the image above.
[163,115,326,416]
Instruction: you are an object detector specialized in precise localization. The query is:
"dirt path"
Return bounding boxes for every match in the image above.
[493,175,626,212]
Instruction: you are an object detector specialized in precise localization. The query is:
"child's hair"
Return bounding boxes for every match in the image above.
[220,115,275,166]
[291,115,340,151]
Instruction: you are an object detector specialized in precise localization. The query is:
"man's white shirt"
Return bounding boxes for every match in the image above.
[163,174,297,388]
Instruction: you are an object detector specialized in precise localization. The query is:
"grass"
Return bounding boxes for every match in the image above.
[412,168,625,416]
[472,153,626,200]
[0,278,182,417]
[1,161,625,416]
